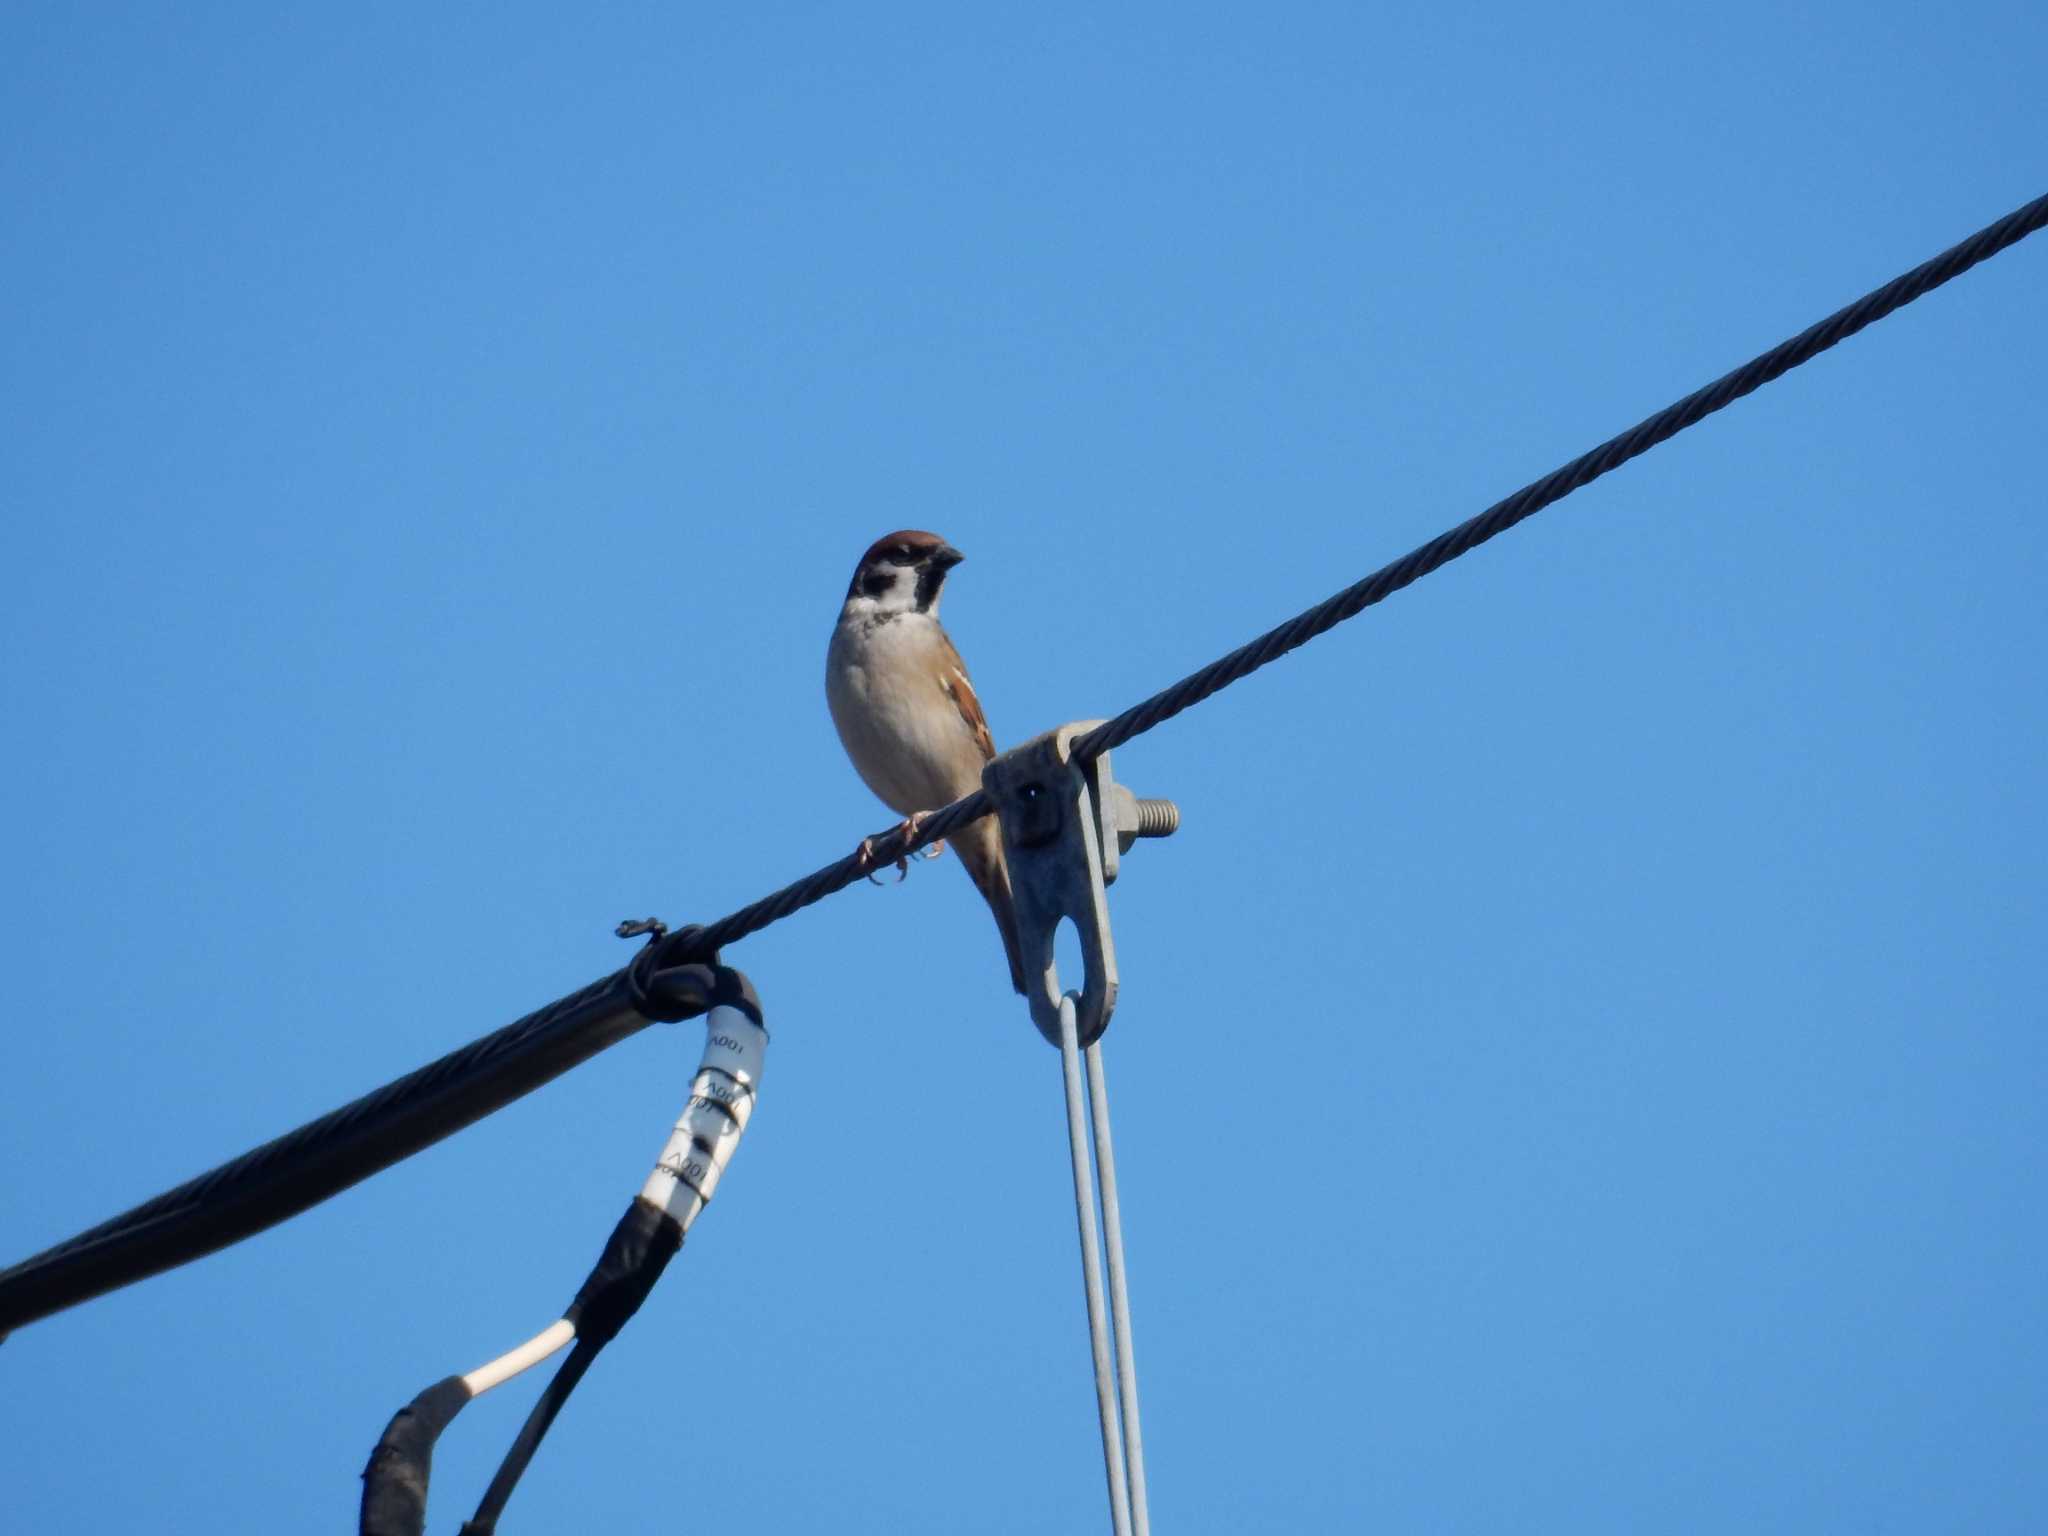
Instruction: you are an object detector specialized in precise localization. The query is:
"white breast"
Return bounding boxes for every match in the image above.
[826,613,983,816]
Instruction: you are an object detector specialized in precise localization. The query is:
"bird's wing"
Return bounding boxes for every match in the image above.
[936,630,997,763]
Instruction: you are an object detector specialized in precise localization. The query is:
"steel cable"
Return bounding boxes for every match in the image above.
[670,190,2048,964]
[4,191,2041,1335]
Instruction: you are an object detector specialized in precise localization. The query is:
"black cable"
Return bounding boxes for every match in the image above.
[1068,191,2048,763]
[665,189,2048,963]
[0,946,721,1336]
[357,1195,690,1534]
[5,192,2041,1340]
[460,1202,685,1534]
[357,974,752,1536]
[458,1340,603,1536]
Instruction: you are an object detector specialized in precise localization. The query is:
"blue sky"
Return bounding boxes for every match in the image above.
[3,4,2044,1531]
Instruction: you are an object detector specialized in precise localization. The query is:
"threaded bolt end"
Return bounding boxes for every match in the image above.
[1129,797,1180,839]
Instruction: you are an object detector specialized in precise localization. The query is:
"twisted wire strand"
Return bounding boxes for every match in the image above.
[1071,192,2048,760]
[681,190,2048,962]
[686,792,994,957]
[5,192,2041,1333]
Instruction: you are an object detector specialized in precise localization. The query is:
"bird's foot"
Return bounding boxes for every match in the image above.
[858,832,903,884]
[859,813,937,884]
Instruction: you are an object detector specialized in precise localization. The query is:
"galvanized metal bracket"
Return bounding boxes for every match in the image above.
[982,721,1178,1048]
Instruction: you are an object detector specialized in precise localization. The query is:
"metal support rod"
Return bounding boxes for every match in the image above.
[1058,995,1136,1536]
[1059,997,1135,1536]
[1086,1041,1150,1536]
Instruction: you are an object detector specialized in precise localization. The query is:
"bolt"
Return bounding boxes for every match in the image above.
[1108,786,1180,854]
[1128,797,1179,839]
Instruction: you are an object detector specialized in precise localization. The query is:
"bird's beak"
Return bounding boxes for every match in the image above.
[932,544,965,570]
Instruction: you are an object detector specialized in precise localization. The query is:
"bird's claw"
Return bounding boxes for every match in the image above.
[858,835,907,885]
[858,814,939,884]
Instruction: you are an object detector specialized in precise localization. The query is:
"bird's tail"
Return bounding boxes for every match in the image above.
[985,861,1028,996]
[961,822,1029,995]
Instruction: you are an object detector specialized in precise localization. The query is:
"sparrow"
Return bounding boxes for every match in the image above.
[826,530,1028,994]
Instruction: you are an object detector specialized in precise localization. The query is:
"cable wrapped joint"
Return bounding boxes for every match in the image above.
[637,988,768,1231]
[361,963,771,1536]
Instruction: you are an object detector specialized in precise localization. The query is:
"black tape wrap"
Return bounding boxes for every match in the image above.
[564,1197,685,1347]
[360,1375,473,1536]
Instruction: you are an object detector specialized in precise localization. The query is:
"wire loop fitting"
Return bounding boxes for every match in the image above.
[982,721,1177,1047]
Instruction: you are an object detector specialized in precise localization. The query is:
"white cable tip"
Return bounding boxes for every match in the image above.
[460,1318,575,1397]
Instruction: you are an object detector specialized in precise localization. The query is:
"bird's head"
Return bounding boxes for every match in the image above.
[843,529,966,618]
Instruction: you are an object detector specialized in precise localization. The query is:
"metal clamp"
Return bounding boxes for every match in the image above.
[982,721,1178,1048]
